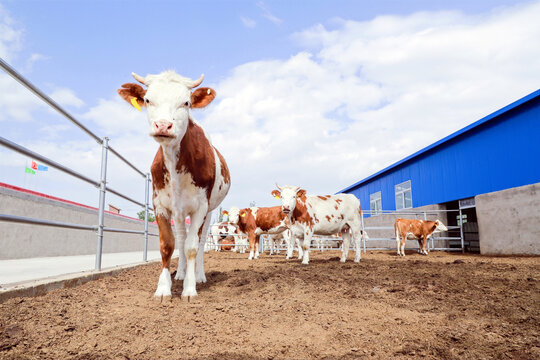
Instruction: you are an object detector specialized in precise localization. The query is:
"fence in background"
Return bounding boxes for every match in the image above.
[207,208,464,255]
[0,58,157,270]
[359,209,464,253]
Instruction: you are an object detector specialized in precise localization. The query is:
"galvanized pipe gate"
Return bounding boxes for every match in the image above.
[0,58,158,270]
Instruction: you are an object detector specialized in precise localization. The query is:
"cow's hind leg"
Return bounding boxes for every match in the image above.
[399,232,407,256]
[340,230,351,263]
[395,228,401,256]
[154,214,175,301]
[352,228,362,263]
[195,216,211,283]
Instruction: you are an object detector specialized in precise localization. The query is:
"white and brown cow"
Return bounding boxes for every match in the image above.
[223,206,289,260]
[272,184,363,264]
[118,71,230,301]
[394,218,448,256]
[210,222,237,252]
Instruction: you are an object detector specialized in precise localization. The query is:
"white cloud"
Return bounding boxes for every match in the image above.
[240,16,256,28]
[196,1,540,211]
[0,4,22,61]
[50,88,85,108]
[257,1,282,25]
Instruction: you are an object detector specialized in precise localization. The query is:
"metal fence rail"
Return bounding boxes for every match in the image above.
[208,207,466,255]
[0,57,155,270]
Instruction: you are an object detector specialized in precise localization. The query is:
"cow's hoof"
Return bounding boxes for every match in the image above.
[196,273,207,283]
[181,291,198,302]
[153,294,172,303]
[174,271,185,281]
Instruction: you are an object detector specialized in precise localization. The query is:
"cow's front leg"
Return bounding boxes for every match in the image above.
[297,237,304,259]
[174,220,187,280]
[154,214,175,301]
[254,235,260,259]
[247,232,256,260]
[286,234,294,259]
[301,230,313,264]
[421,236,428,255]
[181,211,207,300]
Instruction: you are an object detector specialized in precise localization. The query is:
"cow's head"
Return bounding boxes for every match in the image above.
[118,71,216,145]
[433,220,448,233]
[272,184,306,215]
[224,207,240,225]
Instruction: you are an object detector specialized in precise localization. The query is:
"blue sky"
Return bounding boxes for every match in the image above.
[1,0,539,219]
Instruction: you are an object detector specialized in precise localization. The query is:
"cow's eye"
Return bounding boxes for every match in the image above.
[184,101,190,107]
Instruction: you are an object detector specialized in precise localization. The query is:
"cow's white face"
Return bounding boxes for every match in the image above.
[434,220,448,233]
[226,206,240,225]
[143,77,192,145]
[117,70,216,146]
[272,185,300,215]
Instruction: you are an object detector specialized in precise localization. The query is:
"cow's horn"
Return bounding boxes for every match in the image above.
[275,183,283,191]
[132,72,146,85]
[188,74,204,88]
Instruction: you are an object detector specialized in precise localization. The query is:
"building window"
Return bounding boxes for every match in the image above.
[395,180,412,210]
[370,191,382,215]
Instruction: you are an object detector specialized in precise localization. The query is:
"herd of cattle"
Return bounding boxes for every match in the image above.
[209,190,448,261]
[118,70,448,300]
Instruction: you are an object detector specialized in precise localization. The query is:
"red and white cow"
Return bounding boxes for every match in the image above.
[118,71,230,301]
[271,184,363,264]
[394,218,448,256]
[210,222,237,252]
[223,206,289,260]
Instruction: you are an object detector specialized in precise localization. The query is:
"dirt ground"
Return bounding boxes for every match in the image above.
[1,250,538,360]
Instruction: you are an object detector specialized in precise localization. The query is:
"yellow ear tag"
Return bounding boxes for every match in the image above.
[241,213,246,217]
[131,97,141,111]
[274,196,280,200]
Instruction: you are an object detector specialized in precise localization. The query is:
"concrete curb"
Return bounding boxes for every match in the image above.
[0,259,161,303]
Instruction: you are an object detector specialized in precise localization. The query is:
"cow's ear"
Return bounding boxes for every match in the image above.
[297,189,307,198]
[118,83,146,110]
[222,210,229,216]
[191,87,216,108]
[271,190,281,200]
[240,210,246,218]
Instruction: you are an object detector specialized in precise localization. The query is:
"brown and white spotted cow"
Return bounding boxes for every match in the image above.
[210,222,237,252]
[118,71,230,300]
[394,219,448,256]
[223,206,289,260]
[272,184,363,264]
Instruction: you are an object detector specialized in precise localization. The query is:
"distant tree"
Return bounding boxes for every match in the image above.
[249,201,256,207]
[137,210,155,222]
[218,206,224,223]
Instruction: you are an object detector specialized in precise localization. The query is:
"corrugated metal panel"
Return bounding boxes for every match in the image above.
[343,90,540,211]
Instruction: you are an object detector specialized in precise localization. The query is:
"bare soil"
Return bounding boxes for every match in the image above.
[1,250,539,360]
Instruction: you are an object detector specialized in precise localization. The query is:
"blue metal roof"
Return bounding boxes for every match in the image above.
[339,88,540,193]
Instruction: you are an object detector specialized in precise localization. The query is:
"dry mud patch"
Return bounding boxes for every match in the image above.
[1,251,538,359]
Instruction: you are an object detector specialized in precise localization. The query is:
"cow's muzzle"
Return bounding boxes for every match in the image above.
[152,121,174,138]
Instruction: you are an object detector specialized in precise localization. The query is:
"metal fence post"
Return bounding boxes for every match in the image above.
[95,137,109,271]
[459,207,465,254]
[361,210,366,253]
[143,172,150,261]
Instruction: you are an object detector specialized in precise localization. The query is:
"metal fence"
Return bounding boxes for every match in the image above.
[208,208,465,255]
[0,58,157,270]
[359,209,464,253]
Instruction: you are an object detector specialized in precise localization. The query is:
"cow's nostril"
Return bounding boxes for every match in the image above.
[167,123,173,130]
